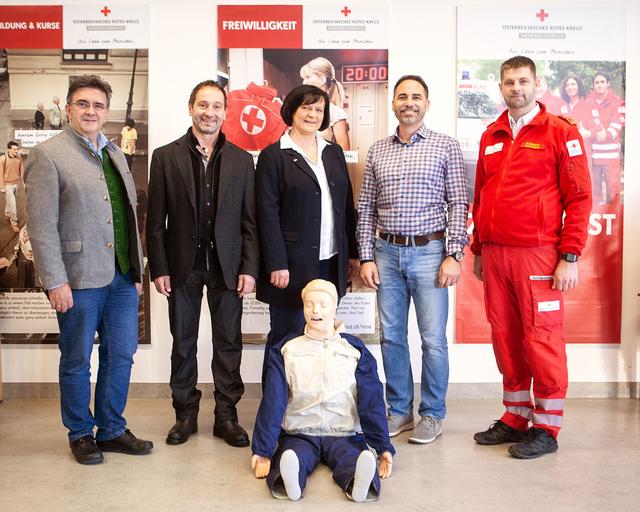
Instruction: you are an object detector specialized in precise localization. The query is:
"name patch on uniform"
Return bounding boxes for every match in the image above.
[484,142,504,155]
[566,139,583,157]
[538,300,560,312]
[521,142,544,150]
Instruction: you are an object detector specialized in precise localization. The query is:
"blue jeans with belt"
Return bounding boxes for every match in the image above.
[57,269,139,441]
[374,237,449,419]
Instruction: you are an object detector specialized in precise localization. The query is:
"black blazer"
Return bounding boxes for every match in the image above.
[146,131,259,290]
[255,140,357,308]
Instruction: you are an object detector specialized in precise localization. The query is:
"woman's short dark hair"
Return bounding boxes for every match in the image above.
[125,118,135,128]
[280,85,331,131]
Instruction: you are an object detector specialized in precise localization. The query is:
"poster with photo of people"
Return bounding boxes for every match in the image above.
[455,6,626,343]
[217,4,389,342]
[0,4,151,344]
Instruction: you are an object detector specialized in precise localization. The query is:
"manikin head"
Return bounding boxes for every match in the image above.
[301,279,338,338]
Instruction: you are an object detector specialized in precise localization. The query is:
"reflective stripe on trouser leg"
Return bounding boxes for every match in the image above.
[532,397,565,438]
[503,390,533,425]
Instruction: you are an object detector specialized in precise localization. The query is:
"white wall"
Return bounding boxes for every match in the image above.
[2,0,640,387]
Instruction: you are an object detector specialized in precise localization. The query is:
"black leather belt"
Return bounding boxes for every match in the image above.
[379,231,445,246]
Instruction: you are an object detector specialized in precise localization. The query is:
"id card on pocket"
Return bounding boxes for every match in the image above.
[538,300,560,312]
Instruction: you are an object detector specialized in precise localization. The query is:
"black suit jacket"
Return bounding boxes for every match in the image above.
[146,131,259,290]
[255,140,357,307]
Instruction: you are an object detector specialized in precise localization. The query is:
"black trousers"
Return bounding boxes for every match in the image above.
[167,268,244,422]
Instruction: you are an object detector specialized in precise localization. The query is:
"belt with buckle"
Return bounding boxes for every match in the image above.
[379,231,445,246]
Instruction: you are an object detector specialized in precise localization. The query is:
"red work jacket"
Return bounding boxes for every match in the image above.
[471,103,592,256]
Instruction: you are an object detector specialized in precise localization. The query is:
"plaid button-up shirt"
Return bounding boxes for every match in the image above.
[357,123,469,260]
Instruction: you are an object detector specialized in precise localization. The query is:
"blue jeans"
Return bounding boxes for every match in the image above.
[57,269,139,441]
[374,238,449,419]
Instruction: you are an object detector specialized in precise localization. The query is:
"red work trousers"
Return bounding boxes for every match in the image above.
[482,244,567,439]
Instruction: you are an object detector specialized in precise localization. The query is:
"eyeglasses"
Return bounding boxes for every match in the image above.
[71,100,107,112]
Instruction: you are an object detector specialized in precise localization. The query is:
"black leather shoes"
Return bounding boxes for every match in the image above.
[213,419,250,447]
[96,429,154,455]
[166,418,198,445]
[70,435,104,465]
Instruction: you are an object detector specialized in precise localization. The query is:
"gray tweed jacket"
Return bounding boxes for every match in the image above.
[24,126,143,290]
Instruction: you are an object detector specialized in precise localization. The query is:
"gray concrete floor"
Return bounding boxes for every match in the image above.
[1,398,639,511]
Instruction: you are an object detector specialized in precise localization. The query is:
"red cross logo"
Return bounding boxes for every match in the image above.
[341,6,352,17]
[241,106,266,135]
[568,141,578,150]
[536,9,548,22]
[101,6,111,17]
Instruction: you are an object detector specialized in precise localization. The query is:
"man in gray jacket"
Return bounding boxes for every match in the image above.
[25,75,153,465]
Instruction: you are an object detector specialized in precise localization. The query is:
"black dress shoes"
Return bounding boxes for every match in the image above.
[213,419,250,447]
[96,429,154,455]
[70,435,104,465]
[166,418,198,445]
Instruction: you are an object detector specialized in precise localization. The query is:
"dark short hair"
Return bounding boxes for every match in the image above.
[7,140,18,149]
[125,118,135,128]
[188,80,227,108]
[500,56,536,81]
[593,72,610,84]
[280,85,330,131]
[66,75,113,107]
[393,75,429,98]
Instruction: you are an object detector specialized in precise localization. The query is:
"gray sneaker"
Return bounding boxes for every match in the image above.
[387,414,414,437]
[408,416,443,444]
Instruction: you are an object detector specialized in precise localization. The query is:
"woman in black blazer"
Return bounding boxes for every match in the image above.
[256,85,359,378]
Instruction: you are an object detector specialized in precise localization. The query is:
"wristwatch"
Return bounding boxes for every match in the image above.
[560,252,578,263]
[449,251,464,262]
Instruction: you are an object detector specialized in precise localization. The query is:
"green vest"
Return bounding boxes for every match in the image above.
[102,149,130,274]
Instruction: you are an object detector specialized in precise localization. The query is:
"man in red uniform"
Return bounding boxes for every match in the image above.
[581,73,625,204]
[471,56,592,459]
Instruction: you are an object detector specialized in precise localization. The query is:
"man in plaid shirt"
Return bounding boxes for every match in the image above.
[357,75,469,445]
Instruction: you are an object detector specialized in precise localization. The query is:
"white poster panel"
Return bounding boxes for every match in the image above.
[455,5,626,344]
[63,4,149,49]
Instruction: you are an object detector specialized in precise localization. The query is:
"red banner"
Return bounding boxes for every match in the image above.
[0,5,62,49]
[217,5,302,48]
[456,201,623,344]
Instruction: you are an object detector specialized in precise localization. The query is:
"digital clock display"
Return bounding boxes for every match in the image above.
[342,64,388,83]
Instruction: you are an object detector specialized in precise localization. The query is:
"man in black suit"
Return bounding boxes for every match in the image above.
[147,80,258,447]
